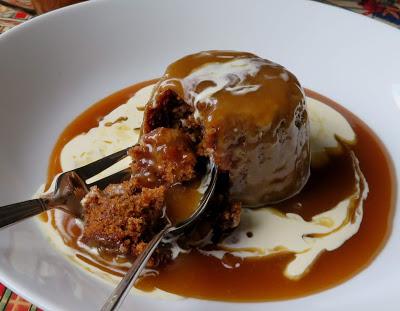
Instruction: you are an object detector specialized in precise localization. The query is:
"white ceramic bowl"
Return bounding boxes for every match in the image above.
[0,0,399,310]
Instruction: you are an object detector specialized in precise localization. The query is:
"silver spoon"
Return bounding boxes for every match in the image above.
[100,161,218,311]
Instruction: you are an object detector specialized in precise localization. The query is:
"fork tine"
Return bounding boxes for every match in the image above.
[87,167,131,189]
[74,146,133,180]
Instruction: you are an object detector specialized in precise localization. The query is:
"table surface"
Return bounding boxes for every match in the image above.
[0,0,399,310]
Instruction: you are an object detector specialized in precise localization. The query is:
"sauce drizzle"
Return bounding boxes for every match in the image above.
[43,82,395,302]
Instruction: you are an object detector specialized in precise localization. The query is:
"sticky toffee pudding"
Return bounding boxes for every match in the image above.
[40,51,395,302]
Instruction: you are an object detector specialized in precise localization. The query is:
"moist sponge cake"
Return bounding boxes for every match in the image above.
[143,50,310,206]
[80,50,310,265]
[81,127,239,265]
[81,128,198,265]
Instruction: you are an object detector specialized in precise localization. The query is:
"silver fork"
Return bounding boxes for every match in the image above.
[0,146,133,229]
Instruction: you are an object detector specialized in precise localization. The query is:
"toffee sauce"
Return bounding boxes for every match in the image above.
[42,81,395,302]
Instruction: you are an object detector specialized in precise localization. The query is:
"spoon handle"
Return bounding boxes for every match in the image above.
[101,223,172,311]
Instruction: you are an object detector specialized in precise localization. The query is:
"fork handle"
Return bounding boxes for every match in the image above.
[0,199,48,230]
[101,223,172,311]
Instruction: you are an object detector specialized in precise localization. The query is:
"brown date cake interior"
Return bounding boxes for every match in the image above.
[81,127,240,266]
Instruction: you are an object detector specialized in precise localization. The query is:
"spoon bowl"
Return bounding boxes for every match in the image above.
[101,161,218,311]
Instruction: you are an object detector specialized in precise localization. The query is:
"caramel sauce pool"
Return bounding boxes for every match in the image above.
[43,81,395,302]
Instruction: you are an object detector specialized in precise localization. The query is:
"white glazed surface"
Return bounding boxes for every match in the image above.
[0,0,399,310]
